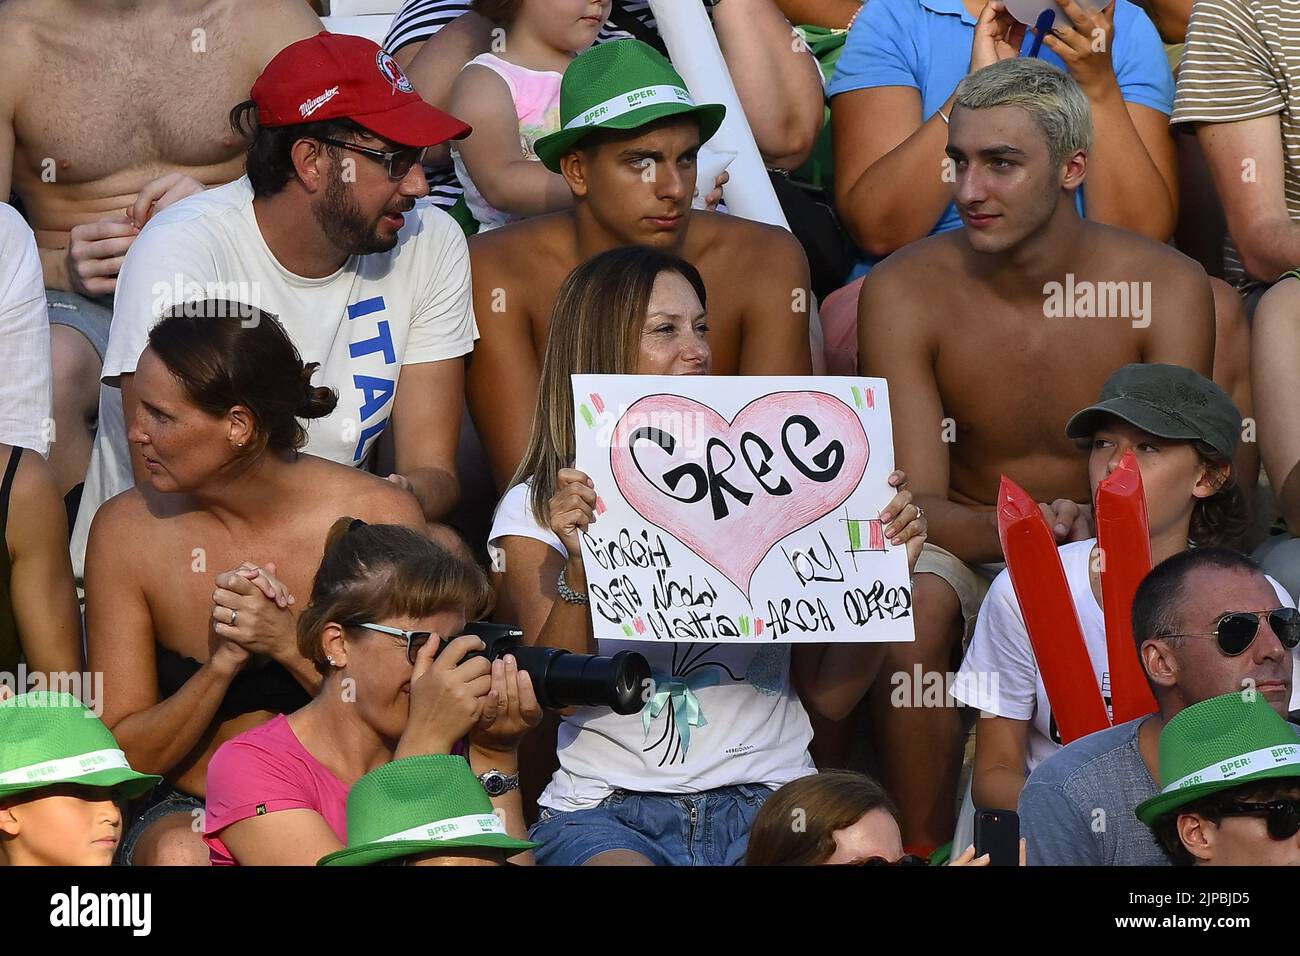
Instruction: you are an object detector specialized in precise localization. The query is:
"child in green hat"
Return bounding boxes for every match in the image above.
[0,691,160,866]
[1137,691,1300,866]
[319,754,534,867]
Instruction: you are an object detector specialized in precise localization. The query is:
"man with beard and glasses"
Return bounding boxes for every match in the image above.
[72,32,479,569]
[1019,547,1300,865]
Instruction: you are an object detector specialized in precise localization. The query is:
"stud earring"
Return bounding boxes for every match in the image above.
[327,656,336,666]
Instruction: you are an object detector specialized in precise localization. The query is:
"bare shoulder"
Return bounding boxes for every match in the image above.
[469,213,570,278]
[1086,222,1206,282]
[303,457,426,528]
[1,447,61,544]
[86,485,150,548]
[0,0,40,99]
[8,446,58,504]
[859,231,961,325]
[696,211,804,268]
[453,61,512,99]
[231,0,324,69]
[868,229,963,287]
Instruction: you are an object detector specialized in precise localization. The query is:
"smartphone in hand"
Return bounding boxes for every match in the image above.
[974,809,1020,866]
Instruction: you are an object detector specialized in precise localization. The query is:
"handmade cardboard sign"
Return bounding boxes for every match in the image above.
[572,375,915,644]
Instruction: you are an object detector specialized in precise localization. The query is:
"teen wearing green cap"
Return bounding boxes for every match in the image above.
[955,364,1292,812]
[319,754,535,866]
[0,691,159,866]
[467,39,815,491]
[1138,692,1300,866]
[1020,547,1300,865]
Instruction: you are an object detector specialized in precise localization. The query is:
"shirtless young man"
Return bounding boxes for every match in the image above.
[0,0,321,503]
[858,58,1216,853]
[467,40,813,488]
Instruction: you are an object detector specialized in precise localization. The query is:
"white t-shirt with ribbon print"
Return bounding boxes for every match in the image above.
[489,481,817,812]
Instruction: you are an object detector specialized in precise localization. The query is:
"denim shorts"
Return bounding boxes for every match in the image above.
[529,784,772,866]
[117,785,204,866]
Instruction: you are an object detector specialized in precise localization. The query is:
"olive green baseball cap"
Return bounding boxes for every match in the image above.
[0,692,160,801]
[1136,692,1300,826]
[318,755,534,866]
[1065,363,1240,460]
[534,39,726,174]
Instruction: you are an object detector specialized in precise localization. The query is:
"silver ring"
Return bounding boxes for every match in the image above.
[915,505,925,521]
[230,609,238,627]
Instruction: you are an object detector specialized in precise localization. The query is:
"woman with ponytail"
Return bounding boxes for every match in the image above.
[85,300,428,865]
[202,517,539,866]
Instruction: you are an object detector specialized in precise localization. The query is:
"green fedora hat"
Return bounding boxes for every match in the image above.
[534,39,726,173]
[319,755,535,866]
[0,691,160,801]
[1136,692,1300,826]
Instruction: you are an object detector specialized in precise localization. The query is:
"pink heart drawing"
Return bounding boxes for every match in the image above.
[610,391,868,601]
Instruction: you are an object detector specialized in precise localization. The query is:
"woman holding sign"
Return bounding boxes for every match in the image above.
[488,245,927,866]
[953,364,1294,813]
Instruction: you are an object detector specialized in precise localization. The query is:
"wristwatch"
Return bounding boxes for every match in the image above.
[478,769,520,797]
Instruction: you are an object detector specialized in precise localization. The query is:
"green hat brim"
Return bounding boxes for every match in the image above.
[318,831,536,867]
[1136,762,1300,826]
[535,101,726,174]
[0,766,161,803]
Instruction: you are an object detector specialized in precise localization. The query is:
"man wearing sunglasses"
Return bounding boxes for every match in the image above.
[1139,691,1300,866]
[72,31,479,579]
[1019,547,1299,865]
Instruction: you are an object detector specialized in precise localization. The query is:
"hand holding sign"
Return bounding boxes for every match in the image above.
[548,468,598,560]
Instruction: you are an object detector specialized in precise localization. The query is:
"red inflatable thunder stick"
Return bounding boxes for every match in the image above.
[996,476,1111,744]
[1095,450,1158,723]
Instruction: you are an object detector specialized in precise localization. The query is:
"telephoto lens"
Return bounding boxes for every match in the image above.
[463,623,650,715]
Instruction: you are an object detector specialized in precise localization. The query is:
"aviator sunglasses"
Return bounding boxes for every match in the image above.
[1158,607,1300,657]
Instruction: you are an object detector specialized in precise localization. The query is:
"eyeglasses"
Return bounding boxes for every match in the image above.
[318,138,427,181]
[1159,607,1300,657]
[1217,798,1300,840]
[354,622,440,665]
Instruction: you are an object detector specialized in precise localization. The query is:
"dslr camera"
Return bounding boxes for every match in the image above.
[463,622,650,716]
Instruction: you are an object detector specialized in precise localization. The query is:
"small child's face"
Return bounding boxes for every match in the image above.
[525,0,611,52]
[0,784,124,866]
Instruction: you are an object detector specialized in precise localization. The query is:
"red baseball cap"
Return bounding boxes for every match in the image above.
[251,32,471,148]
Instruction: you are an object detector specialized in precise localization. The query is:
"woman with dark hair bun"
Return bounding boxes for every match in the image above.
[84,300,427,867]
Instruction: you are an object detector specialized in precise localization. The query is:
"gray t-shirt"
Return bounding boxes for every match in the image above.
[1018,717,1167,866]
